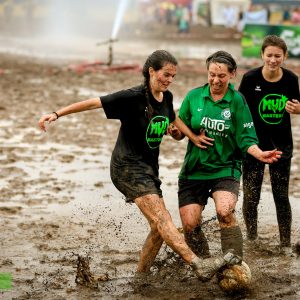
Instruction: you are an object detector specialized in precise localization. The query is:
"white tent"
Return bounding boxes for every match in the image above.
[209,0,250,26]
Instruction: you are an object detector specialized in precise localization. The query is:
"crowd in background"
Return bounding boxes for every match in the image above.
[2,0,300,40]
[138,0,194,35]
[138,1,300,38]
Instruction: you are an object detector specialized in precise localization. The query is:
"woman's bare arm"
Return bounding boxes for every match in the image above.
[38,97,102,131]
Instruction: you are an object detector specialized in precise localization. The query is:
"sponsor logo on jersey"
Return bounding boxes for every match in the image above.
[200,117,230,132]
[243,122,254,128]
[146,116,169,149]
[255,86,261,91]
[221,108,231,120]
[258,94,288,124]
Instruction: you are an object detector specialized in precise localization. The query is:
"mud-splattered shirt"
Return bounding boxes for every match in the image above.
[178,83,258,180]
[101,85,175,176]
[239,67,300,159]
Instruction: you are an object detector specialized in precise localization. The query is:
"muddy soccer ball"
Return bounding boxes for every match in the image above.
[217,261,252,294]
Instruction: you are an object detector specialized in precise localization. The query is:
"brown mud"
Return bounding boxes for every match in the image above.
[0,32,300,299]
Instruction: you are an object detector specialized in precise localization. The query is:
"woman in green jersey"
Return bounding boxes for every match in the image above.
[170,50,282,260]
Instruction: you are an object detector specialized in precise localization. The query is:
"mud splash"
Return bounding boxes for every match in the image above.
[75,255,109,289]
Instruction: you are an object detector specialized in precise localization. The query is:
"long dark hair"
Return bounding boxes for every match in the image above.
[142,50,177,119]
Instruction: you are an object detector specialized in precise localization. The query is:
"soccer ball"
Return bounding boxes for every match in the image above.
[217,261,252,294]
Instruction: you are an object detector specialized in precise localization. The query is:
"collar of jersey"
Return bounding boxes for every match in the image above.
[203,83,235,103]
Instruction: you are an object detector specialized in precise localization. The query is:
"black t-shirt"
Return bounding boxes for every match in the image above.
[101,84,175,174]
[239,67,300,159]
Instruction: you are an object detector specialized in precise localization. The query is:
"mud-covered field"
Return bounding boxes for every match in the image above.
[0,48,300,300]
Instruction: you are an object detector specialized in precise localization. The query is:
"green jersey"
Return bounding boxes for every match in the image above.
[179,83,258,180]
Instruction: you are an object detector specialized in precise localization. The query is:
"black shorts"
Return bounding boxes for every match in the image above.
[110,157,162,203]
[178,177,240,208]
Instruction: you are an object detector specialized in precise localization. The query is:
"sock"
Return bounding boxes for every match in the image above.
[220,226,243,258]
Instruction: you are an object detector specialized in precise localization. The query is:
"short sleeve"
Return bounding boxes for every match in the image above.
[233,93,258,154]
[101,89,132,120]
[238,73,247,95]
[178,95,191,127]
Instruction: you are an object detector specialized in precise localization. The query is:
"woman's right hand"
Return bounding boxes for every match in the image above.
[190,130,214,149]
[173,117,214,148]
[38,98,102,132]
[38,113,58,132]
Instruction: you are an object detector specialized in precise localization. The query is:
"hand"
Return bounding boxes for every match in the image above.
[285,99,300,114]
[38,113,58,132]
[167,123,184,140]
[190,129,214,149]
[259,149,282,164]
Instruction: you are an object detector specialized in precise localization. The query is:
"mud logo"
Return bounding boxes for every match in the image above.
[258,94,288,124]
[146,116,169,149]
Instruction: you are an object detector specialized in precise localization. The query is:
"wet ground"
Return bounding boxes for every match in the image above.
[0,28,300,299]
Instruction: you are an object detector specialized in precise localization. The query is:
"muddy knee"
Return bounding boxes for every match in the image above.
[217,210,236,227]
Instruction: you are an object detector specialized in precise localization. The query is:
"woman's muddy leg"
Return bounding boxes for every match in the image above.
[135,194,195,264]
[137,227,163,272]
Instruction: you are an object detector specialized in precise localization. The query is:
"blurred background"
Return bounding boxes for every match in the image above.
[0,0,300,62]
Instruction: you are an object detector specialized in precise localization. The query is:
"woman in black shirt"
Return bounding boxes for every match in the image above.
[39,50,241,281]
[239,35,300,255]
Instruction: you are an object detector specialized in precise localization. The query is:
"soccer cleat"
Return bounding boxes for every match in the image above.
[223,249,243,265]
[279,246,295,257]
[191,249,242,282]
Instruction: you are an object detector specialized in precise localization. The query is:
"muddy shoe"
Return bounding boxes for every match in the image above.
[279,246,295,257]
[191,249,242,282]
[247,233,258,241]
[295,241,300,256]
[133,272,150,283]
[223,249,242,265]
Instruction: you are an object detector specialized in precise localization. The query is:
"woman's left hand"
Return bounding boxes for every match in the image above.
[259,149,282,164]
[248,145,282,163]
[167,123,184,140]
[285,99,300,114]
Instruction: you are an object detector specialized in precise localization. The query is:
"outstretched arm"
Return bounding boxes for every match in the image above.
[38,97,102,132]
[247,144,282,164]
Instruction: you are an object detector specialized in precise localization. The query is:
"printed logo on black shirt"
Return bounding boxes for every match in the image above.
[255,86,261,91]
[258,94,288,124]
[146,116,169,149]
